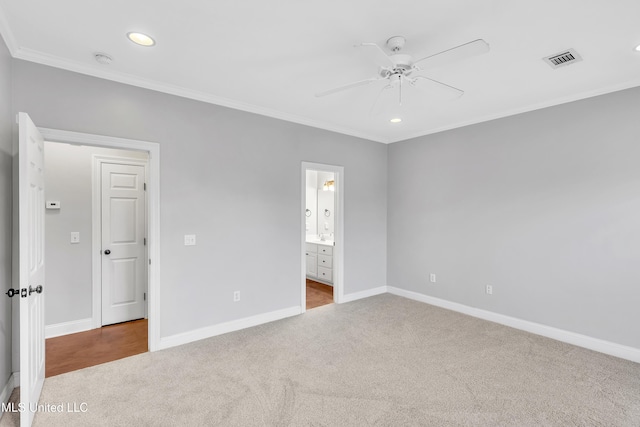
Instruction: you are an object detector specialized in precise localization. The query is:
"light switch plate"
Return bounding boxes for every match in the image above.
[70,232,80,243]
[184,234,196,246]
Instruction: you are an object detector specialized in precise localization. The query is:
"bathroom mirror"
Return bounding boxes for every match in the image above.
[305,170,335,241]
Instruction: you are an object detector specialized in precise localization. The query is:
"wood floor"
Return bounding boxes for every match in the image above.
[46,283,332,377]
[45,319,148,378]
[306,279,334,310]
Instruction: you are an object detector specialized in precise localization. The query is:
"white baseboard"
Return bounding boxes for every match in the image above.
[1,373,15,408]
[45,318,93,339]
[159,306,302,351]
[387,287,640,364]
[341,286,388,303]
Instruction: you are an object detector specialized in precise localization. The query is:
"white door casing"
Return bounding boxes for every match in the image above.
[101,163,146,326]
[18,112,46,427]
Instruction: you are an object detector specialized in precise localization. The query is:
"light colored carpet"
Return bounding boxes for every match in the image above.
[2,294,639,426]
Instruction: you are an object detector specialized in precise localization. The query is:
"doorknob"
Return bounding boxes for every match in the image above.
[104,249,111,255]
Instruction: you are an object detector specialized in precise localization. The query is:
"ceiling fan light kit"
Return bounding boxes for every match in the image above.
[316,36,490,120]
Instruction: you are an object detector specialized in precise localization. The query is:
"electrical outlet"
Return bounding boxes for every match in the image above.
[184,234,196,246]
[70,232,80,244]
[233,291,240,302]
[486,285,493,295]
[430,273,436,283]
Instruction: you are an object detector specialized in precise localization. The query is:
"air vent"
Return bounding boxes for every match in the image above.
[543,48,582,69]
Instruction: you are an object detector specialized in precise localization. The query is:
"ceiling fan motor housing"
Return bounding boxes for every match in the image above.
[390,54,413,72]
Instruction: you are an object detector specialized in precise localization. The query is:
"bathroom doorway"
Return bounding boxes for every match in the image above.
[301,162,344,311]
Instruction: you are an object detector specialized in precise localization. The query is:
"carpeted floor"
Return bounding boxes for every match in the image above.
[2,294,639,426]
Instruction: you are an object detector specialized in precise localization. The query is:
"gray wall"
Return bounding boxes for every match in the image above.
[43,143,147,326]
[0,34,12,391]
[388,86,640,349]
[12,59,388,338]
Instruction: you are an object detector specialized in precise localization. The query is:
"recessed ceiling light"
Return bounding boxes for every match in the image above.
[635,44,640,52]
[390,117,402,124]
[127,32,155,47]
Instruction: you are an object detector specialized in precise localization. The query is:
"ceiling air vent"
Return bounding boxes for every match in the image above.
[543,48,582,69]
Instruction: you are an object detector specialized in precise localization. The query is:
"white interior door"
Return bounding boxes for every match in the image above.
[101,163,146,325]
[18,112,46,427]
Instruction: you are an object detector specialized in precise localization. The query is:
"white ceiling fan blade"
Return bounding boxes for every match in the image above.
[414,39,489,70]
[410,76,464,100]
[315,77,382,98]
[356,42,395,68]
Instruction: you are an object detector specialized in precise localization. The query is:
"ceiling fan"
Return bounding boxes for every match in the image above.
[316,36,490,114]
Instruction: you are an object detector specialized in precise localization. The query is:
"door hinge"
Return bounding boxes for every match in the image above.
[144,183,147,191]
[144,237,147,246]
[149,259,151,265]
[144,292,147,301]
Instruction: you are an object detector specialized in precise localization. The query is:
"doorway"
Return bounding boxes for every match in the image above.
[37,127,160,376]
[43,142,150,375]
[301,162,344,312]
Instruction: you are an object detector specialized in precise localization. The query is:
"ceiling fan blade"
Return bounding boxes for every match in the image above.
[410,76,464,100]
[356,42,395,68]
[315,77,381,98]
[414,39,489,70]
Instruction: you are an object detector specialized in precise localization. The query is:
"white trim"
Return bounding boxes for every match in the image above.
[301,162,345,311]
[3,31,640,146]
[38,127,161,352]
[341,286,388,303]
[387,286,640,364]
[9,46,385,144]
[159,306,302,351]
[387,79,640,144]
[91,155,149,329]
[45,318,93,339]
[1,373,16,409]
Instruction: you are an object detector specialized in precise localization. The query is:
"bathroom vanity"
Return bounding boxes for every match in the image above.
[305,239,334,285]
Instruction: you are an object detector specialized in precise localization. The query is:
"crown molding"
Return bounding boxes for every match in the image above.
[11,45,388,144]
[3,2,638,147]
[389,78,640,143]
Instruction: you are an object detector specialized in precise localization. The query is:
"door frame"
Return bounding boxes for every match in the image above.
[38,127,161,351]
[92,155,149,328]
[300,162,344,311]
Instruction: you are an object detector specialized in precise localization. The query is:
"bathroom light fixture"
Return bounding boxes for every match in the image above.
[127,32,156,47]
[322,180,335,192]
[390,117,402,123]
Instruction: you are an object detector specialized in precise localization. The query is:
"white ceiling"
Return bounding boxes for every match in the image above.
[1,1,640,143]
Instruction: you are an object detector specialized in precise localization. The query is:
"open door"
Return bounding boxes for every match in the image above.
[18,112,46,426]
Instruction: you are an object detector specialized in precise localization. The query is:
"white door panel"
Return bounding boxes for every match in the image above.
[101,163,146,325]
[18,112,46,427]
